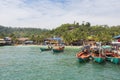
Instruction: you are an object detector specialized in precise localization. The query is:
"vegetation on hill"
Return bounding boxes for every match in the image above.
[0,25,50,44]
[0,22,120,45]
[51,22,119,44]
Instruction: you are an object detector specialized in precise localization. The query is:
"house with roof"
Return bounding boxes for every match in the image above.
[4,37,12,45]
[44,37,64,45]
[0,38,6,46]
[113,35,120,42]
[17,38,29,44]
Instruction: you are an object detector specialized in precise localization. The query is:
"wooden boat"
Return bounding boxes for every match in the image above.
[102,45,120,64]
[90,46,106,63]
[105,51,114,61]
[91,53,105,63]
[53,46,64,53]
[101,45,111,61]
[76,51,91,63]
[111,57,120,64]
[106,55,120,64]
[105,51,120,64]
[40,47,52,51]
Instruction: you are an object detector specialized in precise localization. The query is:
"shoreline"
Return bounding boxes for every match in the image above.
[4,44,83,48]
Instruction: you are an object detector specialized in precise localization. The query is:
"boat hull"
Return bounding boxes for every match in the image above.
[107,57,120,64]
[40,48,52,51]
[106,57,111,61]
[111,58,120,64]
[91,53,105,63]
[77,57,90,63]
[76,52,90,63]
[93,57,105,63]
[53,49,64,53]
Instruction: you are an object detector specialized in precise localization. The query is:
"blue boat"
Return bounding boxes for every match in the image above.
[103,45,120,64]
[53,49,64,53]
[107,57,120,64]
[77,57,90,63]
[91,53,105,63]
[53,46,64,53]
[93,56,105,63]
[110,57,120,64]
[40,47,52,51]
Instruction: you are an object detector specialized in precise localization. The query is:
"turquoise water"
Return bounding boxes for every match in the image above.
[0,46,120,80]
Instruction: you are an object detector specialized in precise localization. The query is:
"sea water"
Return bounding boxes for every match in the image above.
[0,46,120,80]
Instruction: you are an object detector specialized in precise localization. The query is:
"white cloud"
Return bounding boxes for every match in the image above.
[0,0,120,29]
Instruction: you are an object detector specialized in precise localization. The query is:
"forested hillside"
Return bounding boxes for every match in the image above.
[0,25,49,38]
[0,22,120,45]
[50,22,120,44]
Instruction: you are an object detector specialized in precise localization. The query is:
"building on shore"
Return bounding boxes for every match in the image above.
[70,40,83,46]
[24,41,34,44]
[17,38,29,44]
[113,35,120,42]
[44,37,63,45]
[17,38,34,45]
[4,37,12,45]
[0,39,6,46]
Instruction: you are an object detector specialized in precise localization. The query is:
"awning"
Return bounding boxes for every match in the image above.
[102,45,112,49]
[113,35,120,39]
[111,42,120,45]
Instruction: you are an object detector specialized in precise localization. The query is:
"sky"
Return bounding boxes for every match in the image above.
[0,0,120,29]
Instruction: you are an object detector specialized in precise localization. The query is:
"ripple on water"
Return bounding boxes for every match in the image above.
[0,46,120,80]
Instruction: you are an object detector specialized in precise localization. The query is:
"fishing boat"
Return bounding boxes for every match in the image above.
[91,46,106,63]
[53,46,64,53]
[105,50,120,64]
[90,42,106,63]
[40,45,52,51]
[40,47,52,51]
[76,51,91,63]
[111,57,120,64]
[102,45,112,60]
[103,45,120,64]
[76,44,91,62]
[91,53,105,63]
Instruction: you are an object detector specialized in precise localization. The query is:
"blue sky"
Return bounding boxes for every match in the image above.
[0,0,120,29]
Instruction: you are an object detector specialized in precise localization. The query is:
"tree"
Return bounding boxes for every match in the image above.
[82,21,85,26]
[85,22,91,27]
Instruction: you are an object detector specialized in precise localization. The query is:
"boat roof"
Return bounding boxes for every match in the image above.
[111,42,120,45]
[46,37,62,41]
[102,45,112,49]
[113,35,120,39]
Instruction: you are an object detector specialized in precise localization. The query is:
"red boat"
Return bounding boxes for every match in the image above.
[76,50,91,62]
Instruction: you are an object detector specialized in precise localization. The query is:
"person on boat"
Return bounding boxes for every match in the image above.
[48,44,52,49]
[77,49,88,58]
[90,43,97,50]
[82,44,91,53]
[83,49,88,54]
[90,43,99,54]
[81,44,90,55]
[59,44,65,49]
[53,44,63,50]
